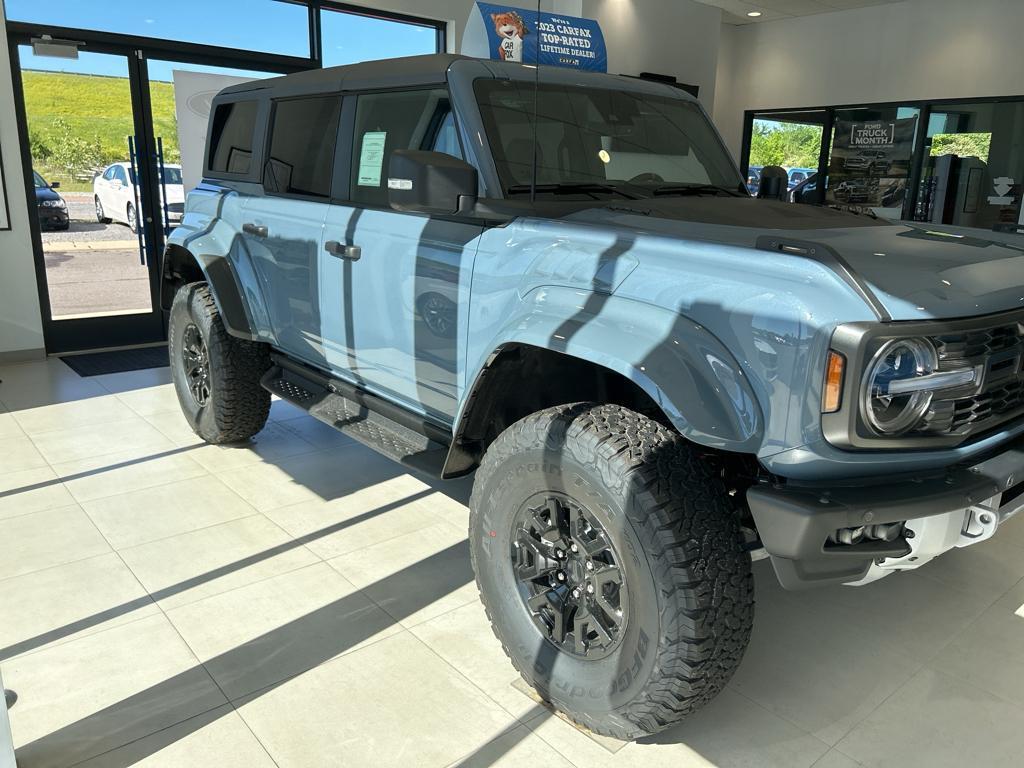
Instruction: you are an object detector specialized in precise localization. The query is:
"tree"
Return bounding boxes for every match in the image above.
[750,121,822,169]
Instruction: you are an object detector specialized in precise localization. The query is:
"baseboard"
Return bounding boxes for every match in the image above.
[0,347,46,365]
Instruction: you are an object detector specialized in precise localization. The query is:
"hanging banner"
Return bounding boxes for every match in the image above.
[463,2,607,72]
[826,114,918,213]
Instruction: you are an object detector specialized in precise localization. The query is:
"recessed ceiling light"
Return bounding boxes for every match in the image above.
[747,11,762,17]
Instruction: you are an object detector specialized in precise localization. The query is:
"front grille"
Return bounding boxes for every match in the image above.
[923,321,1024,437]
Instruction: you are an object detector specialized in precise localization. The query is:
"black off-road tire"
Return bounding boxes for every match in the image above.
[168,282,271,444]
[469,403,754,740]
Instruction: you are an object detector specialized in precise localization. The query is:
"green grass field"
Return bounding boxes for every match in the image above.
[23,70,181,191]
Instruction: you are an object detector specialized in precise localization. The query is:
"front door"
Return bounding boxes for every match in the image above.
[321,89,483,423]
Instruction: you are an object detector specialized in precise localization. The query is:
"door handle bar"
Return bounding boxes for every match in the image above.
[326,240,361,261]
[242,222,268,238]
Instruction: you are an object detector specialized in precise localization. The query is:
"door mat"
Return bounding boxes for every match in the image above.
[61,346,169,377]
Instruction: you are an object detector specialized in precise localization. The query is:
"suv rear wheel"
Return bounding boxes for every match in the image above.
[469,403,753,739]
[169,282,271,444]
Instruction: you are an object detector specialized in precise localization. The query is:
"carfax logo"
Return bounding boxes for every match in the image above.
[850,123,896,146]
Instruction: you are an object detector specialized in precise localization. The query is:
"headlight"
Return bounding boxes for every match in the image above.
[861,338,937,435]
[41,199,65,208]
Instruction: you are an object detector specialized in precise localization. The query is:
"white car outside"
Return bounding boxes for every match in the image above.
[93,162,185,232]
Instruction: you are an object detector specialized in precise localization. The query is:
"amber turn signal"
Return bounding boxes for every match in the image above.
[823,351,846,413]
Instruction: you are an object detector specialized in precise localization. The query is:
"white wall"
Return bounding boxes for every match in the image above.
[584,0,724,112]
[0,4,45,361]
[714,0,1024,159]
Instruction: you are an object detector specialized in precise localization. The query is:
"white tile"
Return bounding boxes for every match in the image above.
[922,535,1024,603]
[931,579,1024,709]
[0,553,158,661]
[730,590,919,745]
[75,705,277,768]
[0,504,111,581]
[118,514,319,610]
[837,668,1024,768]
[0,359,107,411]
[237,632,519,768]
[327,522,476,628]
[82,475,258,549]
[166,562,403,700]
[271,414,357,450]
[412,601,538,719]
[0,407,24,439]
[264,478,443,560]
[0,434,49,473]
[115,382,182,417]
[0,466,75,520]
[7,614,226,767]
[92,366,171,395]
[185,421,320,474]
[142,409,205,447]
[52,445,208,503]
[11,392,138,436]
[446,725,576,768]
[811,750,864,768]
[30,416,174,465]
[218,445,409,512]
[267,397,308,423]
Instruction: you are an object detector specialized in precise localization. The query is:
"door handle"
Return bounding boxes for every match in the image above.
[243,222,268,238]
[325,240,361,261]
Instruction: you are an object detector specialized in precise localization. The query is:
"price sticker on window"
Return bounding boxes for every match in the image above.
[357,131,388,187]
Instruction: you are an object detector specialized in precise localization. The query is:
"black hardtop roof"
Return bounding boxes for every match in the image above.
[219,53,472,98]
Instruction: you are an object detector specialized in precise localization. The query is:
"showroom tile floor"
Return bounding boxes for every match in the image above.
[2,357,1024,767]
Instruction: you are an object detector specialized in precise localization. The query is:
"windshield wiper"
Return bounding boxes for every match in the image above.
[650,183,745,198]
[506,182,643,200]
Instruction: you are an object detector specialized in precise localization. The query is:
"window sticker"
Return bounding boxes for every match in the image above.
[358,131,388,187]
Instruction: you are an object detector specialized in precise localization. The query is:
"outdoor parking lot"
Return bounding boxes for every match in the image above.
[41,192,152,319]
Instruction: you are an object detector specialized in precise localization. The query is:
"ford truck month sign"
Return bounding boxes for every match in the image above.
[472,2,607,72]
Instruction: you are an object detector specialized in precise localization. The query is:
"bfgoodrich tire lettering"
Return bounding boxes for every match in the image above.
[169,282,271,444]
[469,403,754,739]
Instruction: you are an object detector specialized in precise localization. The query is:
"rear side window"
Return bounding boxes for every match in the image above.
[264,96,342,198]
[209,100,258,176]
[349,88,461,206]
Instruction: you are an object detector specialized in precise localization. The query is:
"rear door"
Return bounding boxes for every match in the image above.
[320,88,483,423]
[240,94,342,370]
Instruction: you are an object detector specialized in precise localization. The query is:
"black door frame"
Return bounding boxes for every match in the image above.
[6,24,314,353]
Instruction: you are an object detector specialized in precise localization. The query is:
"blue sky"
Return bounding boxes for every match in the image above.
[9,0,438,81]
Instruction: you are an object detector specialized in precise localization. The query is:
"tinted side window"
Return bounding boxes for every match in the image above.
[209,100,258,175]
[350,89,459,206]
[264,96,341,198]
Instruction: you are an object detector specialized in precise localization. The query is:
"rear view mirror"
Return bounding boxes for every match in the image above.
[388,150,477,216]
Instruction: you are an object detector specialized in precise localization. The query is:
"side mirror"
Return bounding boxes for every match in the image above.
[50,181,60,189]
[388,150,477,216]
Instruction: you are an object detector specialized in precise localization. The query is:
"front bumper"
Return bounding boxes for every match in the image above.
[38,209,69,230]
[748,436,1024,589]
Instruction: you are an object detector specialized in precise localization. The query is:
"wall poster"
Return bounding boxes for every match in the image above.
[826,114,919,215]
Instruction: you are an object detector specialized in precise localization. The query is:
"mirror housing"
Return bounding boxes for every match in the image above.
[50,181,60,189]
[388,150,478,216]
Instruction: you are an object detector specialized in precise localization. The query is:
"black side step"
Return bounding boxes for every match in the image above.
[260,363,450,477]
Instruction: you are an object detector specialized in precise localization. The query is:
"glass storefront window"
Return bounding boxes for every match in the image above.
[320,8,439,68]
[914,102,1024,231]
[746,110,826,199]
[5,0,311,57]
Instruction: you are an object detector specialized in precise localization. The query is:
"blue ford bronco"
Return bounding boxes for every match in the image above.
[163,54,1024,738]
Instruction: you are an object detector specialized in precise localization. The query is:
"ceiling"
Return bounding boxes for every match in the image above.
[693,0,908,25]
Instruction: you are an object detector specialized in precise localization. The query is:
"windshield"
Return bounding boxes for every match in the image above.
[33,171,48,188]
[127,166,183,185]
[475,80,743,198]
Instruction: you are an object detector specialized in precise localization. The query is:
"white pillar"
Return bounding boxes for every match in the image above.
[0,670,14,768]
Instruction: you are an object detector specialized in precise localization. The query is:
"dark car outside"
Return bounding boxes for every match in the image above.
[33,170,69,231]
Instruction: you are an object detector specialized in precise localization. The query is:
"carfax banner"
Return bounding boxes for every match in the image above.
[465,2,607,72]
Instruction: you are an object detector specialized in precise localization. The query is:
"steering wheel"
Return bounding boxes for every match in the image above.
[629,172,665,184]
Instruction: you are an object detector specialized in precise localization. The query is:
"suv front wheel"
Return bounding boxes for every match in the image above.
[168,282,271,444]
[469,403,754,739]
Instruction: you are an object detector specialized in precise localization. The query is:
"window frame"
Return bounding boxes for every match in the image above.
[332,83,468,210]
[204,96,268,183]
[260,91,345,201]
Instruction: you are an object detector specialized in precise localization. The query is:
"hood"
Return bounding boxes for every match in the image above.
[35,186,63,203]
[566,197,1024,321]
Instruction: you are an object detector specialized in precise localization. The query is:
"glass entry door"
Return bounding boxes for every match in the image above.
[15,43,165,352]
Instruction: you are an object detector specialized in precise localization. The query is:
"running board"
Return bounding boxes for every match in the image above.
[260,363,449,476]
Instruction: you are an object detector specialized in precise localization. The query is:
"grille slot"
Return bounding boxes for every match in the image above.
[934,325,1021,363]
[951,379,1024,431]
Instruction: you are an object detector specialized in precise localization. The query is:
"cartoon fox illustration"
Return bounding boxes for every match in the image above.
[491,11,528,63]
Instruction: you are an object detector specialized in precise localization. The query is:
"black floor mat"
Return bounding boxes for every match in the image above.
[61,346,170,377]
